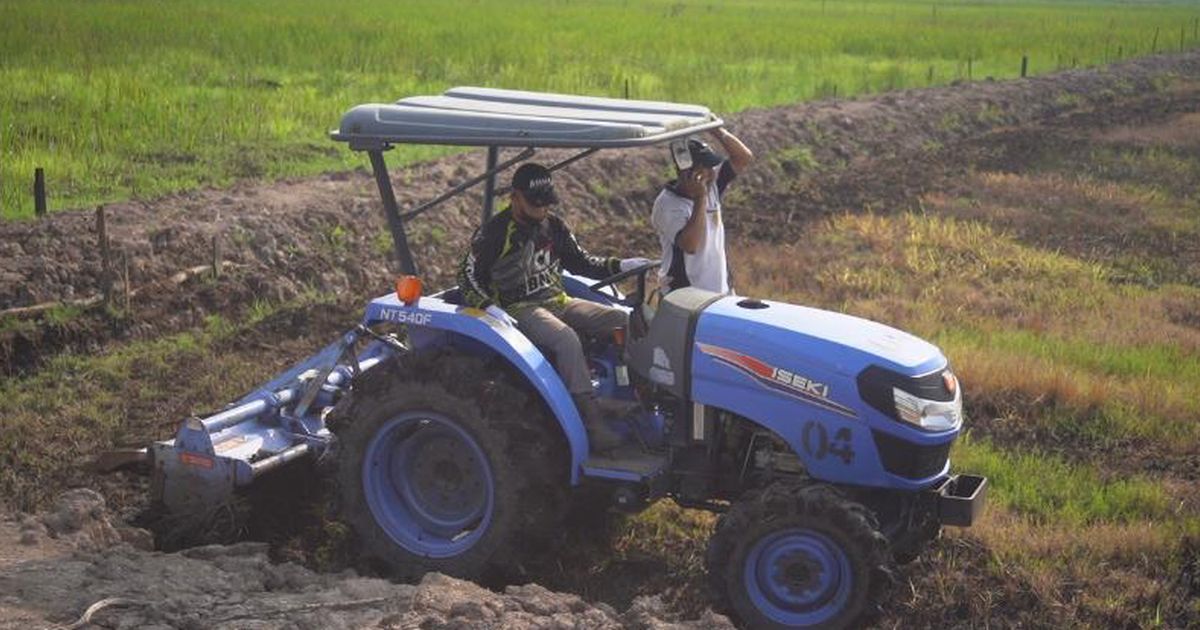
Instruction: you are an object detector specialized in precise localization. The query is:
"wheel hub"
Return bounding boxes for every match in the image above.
[398,433,485,520]
[743,528,853,627]
[362,413,495,559]
[777,550,824,594]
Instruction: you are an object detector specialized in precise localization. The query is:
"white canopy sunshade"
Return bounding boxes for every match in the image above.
[331,86,722,150]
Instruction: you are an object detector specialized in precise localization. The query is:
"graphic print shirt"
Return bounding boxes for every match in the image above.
[458,207,621,309]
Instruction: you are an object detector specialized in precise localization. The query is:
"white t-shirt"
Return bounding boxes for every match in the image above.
[650,161,736,294]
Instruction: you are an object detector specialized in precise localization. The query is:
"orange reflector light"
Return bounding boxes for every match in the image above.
[612,326,626,347]
[943,370,958,395]
[395,275,423,305]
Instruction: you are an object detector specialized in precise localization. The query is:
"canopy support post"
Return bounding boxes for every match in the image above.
[367,149,417,276]
[481,146,499,223]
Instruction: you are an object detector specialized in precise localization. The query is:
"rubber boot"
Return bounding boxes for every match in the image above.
[572,393,624,453]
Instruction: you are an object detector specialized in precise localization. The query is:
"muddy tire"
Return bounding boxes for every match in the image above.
[706,481,892,629]
[327,352,568,581]
[892,518,941,566]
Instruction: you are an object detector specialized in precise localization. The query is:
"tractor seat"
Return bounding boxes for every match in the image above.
[436,287,465,305]
[628,288,662,341]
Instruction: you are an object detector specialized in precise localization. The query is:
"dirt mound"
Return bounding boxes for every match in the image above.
[0,490,732,629]
[3,52,1200,374]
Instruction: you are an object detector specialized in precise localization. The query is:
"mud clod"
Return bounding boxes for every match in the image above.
[0,490,729,629]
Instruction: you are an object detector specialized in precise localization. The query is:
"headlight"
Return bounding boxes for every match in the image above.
[856,364,962,430]
[892,382,962,431]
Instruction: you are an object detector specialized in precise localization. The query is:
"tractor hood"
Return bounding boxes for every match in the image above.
[694,297,946,379]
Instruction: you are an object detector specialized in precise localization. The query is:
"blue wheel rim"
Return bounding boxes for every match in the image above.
[362,411,495,558]
[742,528,853,627]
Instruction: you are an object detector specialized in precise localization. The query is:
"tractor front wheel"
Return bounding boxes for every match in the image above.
[706,481,892,629]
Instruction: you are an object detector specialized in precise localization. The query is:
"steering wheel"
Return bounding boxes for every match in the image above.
[588,259,661,307]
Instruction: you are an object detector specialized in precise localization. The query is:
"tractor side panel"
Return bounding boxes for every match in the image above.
[363,293,589,484]
[690,304,954,492]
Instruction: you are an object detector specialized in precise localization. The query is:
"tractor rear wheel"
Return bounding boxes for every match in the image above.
[327,352,567,581]
[706,481,892,629]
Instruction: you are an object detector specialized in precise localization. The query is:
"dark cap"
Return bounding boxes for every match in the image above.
[512,163,560,206]
[688,138,723,168]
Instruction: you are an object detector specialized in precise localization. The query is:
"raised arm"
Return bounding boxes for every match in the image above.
[711,127,754,174]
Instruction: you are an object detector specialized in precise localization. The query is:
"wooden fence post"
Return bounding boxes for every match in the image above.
[34,168,46,217]
[1152,27,1160,53]
[212,234,222,280]
[122,250,131,314]
[1021,55,1028,78]
[96,206,111,307]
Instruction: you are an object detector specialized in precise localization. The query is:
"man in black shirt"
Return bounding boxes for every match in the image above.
[458,163,650,451]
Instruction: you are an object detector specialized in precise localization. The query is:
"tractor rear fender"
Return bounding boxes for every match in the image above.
[362,293,589,484]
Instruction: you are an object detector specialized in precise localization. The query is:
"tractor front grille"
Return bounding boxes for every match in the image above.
[872,430,952,480]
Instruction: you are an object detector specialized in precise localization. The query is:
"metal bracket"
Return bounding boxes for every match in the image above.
[292,330,360,422]
[355,324,409,355]
[399,147,535,221]
[493,147,599,197]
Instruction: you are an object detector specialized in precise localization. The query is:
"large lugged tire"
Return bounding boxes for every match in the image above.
[706,481,892,629]
[327,352,568,581]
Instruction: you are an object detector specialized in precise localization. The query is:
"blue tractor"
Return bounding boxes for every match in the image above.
[143,88,986,629]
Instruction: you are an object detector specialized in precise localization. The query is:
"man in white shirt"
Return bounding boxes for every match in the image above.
[650,128,754,295]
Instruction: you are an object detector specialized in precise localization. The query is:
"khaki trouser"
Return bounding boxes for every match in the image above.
[511,298,628,395]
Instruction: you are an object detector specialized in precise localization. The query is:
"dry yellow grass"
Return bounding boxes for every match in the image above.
[734,210,1200,351]
[949,344,1200,445]
[975,509,1180,566]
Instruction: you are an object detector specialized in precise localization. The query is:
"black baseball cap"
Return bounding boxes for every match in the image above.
[688,138,723,168]
[512,163,560,206]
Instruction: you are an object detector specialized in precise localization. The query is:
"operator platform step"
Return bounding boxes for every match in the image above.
[583,447,668,481]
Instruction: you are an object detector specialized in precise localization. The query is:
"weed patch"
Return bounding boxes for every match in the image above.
[953,436,1173,526]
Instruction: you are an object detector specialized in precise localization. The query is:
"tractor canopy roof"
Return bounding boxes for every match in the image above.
[331,86,722,151]
[329,87,722,275]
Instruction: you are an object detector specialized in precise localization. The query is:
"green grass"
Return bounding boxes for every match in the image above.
[936,326,1200,444]
[3,0,1200,219]
[939,327,1200,384]
[952,436,1173,526]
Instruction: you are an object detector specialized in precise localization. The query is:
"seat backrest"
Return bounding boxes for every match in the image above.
[625,287,721,398]
[435,287,466,305]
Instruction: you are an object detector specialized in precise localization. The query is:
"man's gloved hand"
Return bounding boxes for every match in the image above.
[620,257,654,272]
[485,304,517,328]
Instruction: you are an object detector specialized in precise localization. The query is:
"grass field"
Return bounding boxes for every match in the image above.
[726,101,1200,623]
[2,0,1200,220]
